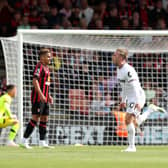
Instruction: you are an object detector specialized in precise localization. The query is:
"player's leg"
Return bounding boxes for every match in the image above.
[0,117,5,128]
[0,117,19,146]
[21,103,40,148]
[8,119,19,146]
[135,92,147,130]
[122,113,136,152]
[21,114,39,148]
[39,115,48,147]
[148,104,166,113]
[121,101,137,152]
[23,115,38,139]
[136,91,165,126]
[39,103,53,148]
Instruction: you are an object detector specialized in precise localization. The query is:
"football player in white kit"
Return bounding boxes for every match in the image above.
[112,48,166,152]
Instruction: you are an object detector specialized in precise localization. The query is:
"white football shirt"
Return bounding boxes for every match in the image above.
[117,62,145,106]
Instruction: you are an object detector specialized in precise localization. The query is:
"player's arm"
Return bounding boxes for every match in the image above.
[128,80,141,111]
[127,69,141,111]
[119,90,127,110]
[33,64,46,102]
[119,77,127,110]
[120,88,127,103]
[32,78,46,102]
[47,73,53,104]
[4,101,12,118]
[48,94,53,104]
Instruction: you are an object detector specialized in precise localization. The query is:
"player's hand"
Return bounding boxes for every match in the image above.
[40,94,46,103]
[135,103,141,112]
[119,102,126,111]
[12,114,17,119]
[48,95,53,104]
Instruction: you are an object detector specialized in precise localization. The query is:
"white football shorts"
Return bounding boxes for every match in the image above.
[126,89,146,116]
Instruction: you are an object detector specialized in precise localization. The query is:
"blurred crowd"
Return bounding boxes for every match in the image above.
[47,47,168,116]
[1,0,168,36]
[1,0,168,117]
[0,77,7,95]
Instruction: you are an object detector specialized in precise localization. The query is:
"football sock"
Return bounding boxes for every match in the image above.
[9,122,19,141]
[23,119,37,138]
[39,121,47,140]
[127,123,135,148]
[137,108,153,125]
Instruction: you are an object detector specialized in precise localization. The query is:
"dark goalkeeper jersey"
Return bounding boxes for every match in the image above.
[31,62,50,103]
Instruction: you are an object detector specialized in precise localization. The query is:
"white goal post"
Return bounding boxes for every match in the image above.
[1,30,168,145]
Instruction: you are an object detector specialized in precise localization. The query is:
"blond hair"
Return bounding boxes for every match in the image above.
[117,48,128,59]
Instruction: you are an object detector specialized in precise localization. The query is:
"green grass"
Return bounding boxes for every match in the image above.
[0,146,167,168]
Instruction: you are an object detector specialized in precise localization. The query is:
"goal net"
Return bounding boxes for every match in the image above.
[0,30,168,145]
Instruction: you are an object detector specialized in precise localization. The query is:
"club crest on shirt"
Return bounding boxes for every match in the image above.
[35,68,40,76]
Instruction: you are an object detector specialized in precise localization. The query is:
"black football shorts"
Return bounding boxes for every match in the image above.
[32,102,49,116]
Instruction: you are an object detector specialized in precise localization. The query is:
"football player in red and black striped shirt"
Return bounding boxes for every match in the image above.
[22,48,53,148]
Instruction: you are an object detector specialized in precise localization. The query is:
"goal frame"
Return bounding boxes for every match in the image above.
[16,29,168,144]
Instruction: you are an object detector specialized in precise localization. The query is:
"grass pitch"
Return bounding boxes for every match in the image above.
[0,146,167,168]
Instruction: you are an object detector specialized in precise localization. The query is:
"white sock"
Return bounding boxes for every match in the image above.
[22,138,29,144]
[39,140,46,145]
[137,108,153,125]
[127,123,135,148]
[8,140,14,144]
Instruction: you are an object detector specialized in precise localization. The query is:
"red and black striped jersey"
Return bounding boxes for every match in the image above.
[31,62,50,103]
